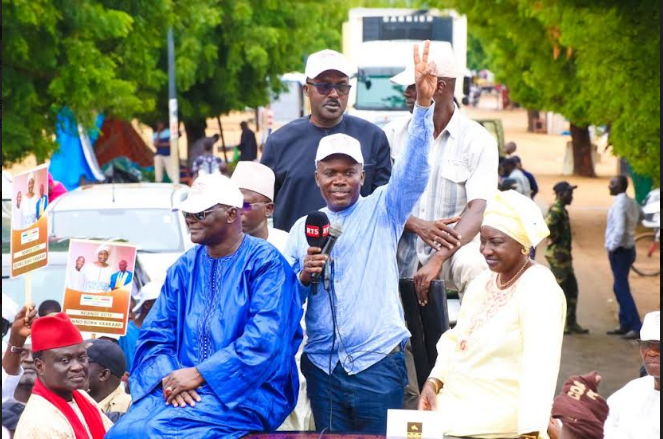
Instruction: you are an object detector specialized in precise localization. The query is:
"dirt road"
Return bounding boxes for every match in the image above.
[466,99,660,396]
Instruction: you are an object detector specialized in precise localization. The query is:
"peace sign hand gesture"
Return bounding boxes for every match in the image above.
[414,40,437,107]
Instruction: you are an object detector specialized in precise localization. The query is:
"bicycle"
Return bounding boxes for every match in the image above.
[632,188,660,277]
[632,228,660,276]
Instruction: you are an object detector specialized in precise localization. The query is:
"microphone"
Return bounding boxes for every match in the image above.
[305,212,330,295]
[311,223,343,286]
[305,211,330,248]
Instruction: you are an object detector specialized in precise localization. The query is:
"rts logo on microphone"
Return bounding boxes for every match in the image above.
[306,224,329,239]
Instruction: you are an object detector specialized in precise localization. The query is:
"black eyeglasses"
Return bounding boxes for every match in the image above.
[242,202,270,212]
[182,205,228,222]
[306,81,352,96]
[639,340,661,354]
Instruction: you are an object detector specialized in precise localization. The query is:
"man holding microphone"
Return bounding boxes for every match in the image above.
[285,41,437,434]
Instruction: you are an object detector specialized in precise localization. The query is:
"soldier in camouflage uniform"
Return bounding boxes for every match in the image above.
[546,182,589,334]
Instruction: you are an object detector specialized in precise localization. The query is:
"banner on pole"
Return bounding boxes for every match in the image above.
[62,239,137,337]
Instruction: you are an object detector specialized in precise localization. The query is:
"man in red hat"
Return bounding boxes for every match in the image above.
[14,313,113,439]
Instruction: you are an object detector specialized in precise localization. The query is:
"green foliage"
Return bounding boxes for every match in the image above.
[433,0,660,183]
[167,0,353,126]
[3,0,169,165]
[4,0,457,167]
[466,31,487,71]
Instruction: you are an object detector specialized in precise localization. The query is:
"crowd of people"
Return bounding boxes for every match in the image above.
[1,41,658,439]
[153,119,259,184]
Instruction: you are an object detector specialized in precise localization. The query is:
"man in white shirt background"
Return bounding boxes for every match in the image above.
[385,43,498,304]
[605,175,643,340]
[604,311,660,438]
[231,161,290,254]
[66,256,87,291]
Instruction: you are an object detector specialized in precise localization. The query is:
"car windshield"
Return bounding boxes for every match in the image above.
[2,200,10,254]
[2,265,68,309]
[51,209,184,253]
[355,68,407,111]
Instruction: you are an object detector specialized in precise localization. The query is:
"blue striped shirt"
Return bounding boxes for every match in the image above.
[285,103,434,375]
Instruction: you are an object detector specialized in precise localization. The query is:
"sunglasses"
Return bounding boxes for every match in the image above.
[306,81,352,96]
[639,340,661,354]
[243,202,270,211]
[182,205,228,222]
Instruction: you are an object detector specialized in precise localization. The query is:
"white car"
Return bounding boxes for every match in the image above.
[48,183,192,282]
[2,171,12,255]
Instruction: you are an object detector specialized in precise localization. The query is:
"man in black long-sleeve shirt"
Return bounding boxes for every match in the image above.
[261,49,392,231]
[239,121,258,161]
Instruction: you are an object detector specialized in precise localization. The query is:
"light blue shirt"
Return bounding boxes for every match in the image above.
[286,103,434,375]
[606,193,642,252]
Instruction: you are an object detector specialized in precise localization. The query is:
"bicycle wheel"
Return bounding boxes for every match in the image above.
[632,232,660,276]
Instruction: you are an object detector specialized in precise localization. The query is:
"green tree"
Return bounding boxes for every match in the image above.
[2,0,355,166]
[2,0,170,165]
[466,31,487,71]
[545,0,660,183]
[435,0,659,180]
[162,0,353,151]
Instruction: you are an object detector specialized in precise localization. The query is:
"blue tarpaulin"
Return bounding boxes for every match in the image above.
[50,109,106,190]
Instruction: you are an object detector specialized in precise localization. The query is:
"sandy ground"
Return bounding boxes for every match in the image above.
[466,94,660,397]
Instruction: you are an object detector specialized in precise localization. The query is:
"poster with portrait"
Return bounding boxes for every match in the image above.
[10,165,50,278]
[62,239,138,336]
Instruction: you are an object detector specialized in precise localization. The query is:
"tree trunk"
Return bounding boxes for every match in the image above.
[526,110,540,133]
[216,116,228,163]
[184,118,207,165]
[570,124,596,177]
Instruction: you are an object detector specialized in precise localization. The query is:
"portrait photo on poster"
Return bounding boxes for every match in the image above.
[63,239,138,336]
[10,164,50,278]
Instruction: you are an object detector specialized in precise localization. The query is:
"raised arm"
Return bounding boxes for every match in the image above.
[384,41,436,226]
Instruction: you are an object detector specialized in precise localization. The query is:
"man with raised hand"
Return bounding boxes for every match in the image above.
[286,41,437,434]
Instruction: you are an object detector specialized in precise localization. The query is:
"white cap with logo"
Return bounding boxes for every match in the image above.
[174,174,244,213]
[390,42,462,86]
[305,50,356,80]
[133,278,163,313]
[641,311,660,342]
[315,134,364,166]
[231,162,276,202]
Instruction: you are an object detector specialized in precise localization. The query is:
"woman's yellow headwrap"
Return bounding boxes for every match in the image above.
[482,190,550,249]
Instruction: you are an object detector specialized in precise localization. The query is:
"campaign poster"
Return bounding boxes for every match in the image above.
[62,239,137,336]
[10,165,50,278]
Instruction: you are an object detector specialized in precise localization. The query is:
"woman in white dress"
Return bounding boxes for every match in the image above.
[20,175,39,228]
[82,246,114,293]
[419,190,567,439]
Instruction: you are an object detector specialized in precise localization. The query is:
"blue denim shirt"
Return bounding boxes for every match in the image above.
[285,103,434,375]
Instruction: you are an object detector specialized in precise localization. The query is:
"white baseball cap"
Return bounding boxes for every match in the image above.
[231,162,275,202]
[641,311,660,342]
[305,50,356,80]
[315,134,364,166]
[174,174,244,213]
[390,42,463,86]
[133,279,162,313]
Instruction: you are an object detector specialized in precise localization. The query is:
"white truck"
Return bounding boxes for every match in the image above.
[342,8,469,127]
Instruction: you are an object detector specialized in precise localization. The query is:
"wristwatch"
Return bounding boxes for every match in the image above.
[9,345,26,354]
